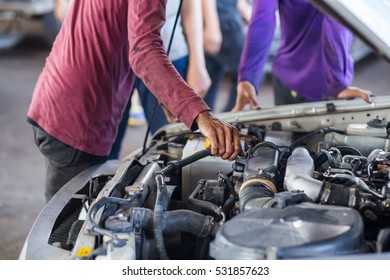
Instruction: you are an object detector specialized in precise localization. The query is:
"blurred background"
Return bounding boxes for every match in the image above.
[0,2,389,260]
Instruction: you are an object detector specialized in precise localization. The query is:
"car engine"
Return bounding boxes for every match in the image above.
[20,98,390,260]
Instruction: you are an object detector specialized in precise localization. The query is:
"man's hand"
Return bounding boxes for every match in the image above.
[195,111,241,161]
[337,86,373,103]
[232,81,261,112]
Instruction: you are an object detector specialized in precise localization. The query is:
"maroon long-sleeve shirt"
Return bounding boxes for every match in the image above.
[27,0,209,156]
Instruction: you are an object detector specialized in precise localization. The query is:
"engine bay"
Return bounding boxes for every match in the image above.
[20,98,390,260]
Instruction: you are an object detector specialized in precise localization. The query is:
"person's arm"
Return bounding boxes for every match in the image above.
[322,16,372,103]
[237,0,253,25]
[232,81,259,112]
[201,0,222,56]
[181,0,211,98]
[337,87,372,103]
[54,0,73,22]
[235,0,277,111]
[128,0,241,160]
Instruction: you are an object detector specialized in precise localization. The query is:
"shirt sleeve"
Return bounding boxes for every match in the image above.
[238,0,278,93]
[127,0,210,130]
[321,15,354,98]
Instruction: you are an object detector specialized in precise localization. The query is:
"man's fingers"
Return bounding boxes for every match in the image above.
[231,104,242,112]
[364,94,373,103]
[360,91,373,103]
[249,97,260,109]
[206,128,219,157]
[219,123,242,161]
[210,122,240,160]
[337,87,373,104]
[221,126,233,160]
[215,124,226,157]
[229,127,242,161]
[195,111,242,160]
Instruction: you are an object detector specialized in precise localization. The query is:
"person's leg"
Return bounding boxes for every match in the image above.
[203,55,225,110]
[223,72,239,112]
[33,126,107,202]
[137,78,168,135]
[272,75,308,105]
[219,30,244,111]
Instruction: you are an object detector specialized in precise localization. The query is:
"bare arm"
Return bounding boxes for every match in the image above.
[237,0,253,24]
[54,0,73,22]
[181,0,211,98]
[201,0,222,55]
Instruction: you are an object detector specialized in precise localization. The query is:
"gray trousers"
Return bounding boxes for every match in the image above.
[32,126,107,202]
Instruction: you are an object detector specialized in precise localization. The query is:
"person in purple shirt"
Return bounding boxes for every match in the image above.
[233,0,372,111]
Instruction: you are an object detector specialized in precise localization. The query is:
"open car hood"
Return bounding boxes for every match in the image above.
[310,0,390,63]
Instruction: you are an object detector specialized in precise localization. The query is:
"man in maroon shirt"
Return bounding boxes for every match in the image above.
[27,0,241,202]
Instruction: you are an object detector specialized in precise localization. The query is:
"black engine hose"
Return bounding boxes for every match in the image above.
[222,194,236,216]
[154,173,169,260]
[314,145,363,170]
[188,179,221,215]
[289,127,346,151]
[159,147,212,176]
[132,208,216,237]
[239,181,277,212]
[87,196,138,241]
[153,147,212,259]
[318,181,360,208]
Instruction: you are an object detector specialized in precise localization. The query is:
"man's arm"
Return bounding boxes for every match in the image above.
[181,0,211,98]
[235,0,277,111]
[128,0,241,160]
[201,0,222,56]
[237,0,253,25]
[321,16,372,103]
[128,0,207,129]
[54,0,73,22]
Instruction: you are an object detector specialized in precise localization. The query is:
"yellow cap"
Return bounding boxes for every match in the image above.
[77,247,92,257]
[204,138,211,148]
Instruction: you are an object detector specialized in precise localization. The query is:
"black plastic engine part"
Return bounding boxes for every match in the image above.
[209,203,366,260]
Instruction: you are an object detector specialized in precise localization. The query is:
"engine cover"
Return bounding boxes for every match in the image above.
[209,203,366,260]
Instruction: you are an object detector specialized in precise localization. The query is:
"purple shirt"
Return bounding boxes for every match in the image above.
[27,0,210,156]
[238,0,354,101]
